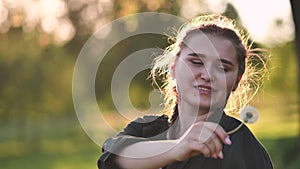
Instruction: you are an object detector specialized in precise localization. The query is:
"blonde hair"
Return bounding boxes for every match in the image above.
[150,14,269,122]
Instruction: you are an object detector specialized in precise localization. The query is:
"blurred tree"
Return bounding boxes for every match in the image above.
[290,0,300,152]
[0,0,183,47]
[0,28,75,151]
[2,0,296,154]
[0,0,239,125]
[222,3,239,21]
[0,0,184,151]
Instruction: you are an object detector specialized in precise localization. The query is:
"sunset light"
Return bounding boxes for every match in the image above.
[0,0,294,46]
[228,0,294,45]
[181,0,294,45]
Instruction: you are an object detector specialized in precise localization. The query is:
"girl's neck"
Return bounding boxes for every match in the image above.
[176,103,223,137]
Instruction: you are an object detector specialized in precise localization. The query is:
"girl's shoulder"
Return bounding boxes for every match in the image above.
[125,114,170,138]
[133,114,169,124]
[220,114,243,131]
[221,115,274,168]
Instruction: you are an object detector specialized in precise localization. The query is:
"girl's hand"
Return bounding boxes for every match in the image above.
[172,122,231,161]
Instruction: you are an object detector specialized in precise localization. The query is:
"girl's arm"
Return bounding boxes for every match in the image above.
[116,121,232,169]
[116,140,178,169]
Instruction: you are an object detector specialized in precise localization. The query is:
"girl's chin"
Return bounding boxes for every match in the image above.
[190,102,212,110]
[191,101,224,111]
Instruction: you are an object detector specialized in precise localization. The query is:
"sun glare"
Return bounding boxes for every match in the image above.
[227,0,294,45]
[0,0,74,44]
[181,0,294,46]
[0,0,295,46]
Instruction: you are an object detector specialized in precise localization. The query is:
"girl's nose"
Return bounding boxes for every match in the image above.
[200,68,212,81]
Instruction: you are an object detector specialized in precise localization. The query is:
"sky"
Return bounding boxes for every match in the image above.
[181,0,295,46]
[0,0,295,46]
[221,0,294,45]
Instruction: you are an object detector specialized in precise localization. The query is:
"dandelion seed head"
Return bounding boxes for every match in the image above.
[240,105,259,124]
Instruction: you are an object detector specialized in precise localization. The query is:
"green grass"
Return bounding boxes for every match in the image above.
[1,135,299,169]
[0,117,101,169]
[262,137,300,169]
[0,93,299,169]
[0,149,99,169]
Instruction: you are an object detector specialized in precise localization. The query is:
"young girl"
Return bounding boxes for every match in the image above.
[98,14,273,169]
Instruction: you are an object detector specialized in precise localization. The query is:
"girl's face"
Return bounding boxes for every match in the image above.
[172,33,240,113]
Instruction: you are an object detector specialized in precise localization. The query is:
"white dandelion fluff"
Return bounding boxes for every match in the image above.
[227,105,259,134]
[240,105,259,124]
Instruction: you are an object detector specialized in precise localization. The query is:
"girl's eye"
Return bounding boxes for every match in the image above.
[191,60,203,65]
[217,66,228,72]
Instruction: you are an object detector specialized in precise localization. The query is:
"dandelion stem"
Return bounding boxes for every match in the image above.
[227,122,244,134]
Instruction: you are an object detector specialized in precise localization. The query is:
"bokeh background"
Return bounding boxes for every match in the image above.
[0,0,299,168]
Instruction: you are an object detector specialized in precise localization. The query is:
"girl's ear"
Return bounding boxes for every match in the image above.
[170,64,176,78]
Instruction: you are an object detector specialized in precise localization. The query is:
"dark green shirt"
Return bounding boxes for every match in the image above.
[98,114,273,169]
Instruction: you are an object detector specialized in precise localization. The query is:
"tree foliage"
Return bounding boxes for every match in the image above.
[0,1,298,153]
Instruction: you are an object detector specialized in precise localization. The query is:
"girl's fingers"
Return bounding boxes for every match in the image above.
[195,122,232,145]
[192,122,230,159]
[213,127,231,145]
[210,135,222,158]
[202,134,223,159]
[182,122,231,160]
[198,143,210,158]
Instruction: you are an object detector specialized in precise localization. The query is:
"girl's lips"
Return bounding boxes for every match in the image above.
[193,84,216,94]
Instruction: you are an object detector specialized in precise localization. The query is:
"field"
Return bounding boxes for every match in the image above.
[0,93,299,169]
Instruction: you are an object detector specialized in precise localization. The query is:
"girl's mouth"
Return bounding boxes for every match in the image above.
[193,85,215,94]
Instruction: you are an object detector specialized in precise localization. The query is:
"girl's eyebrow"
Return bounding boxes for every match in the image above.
[188,52,235,66]
[188,52,206,58]
[220,58,234,66]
